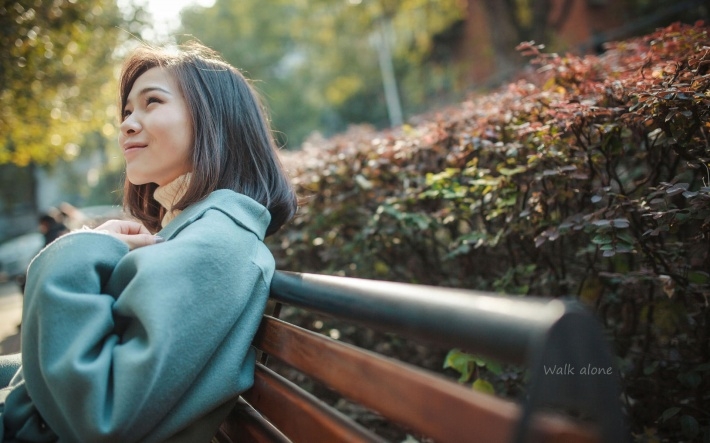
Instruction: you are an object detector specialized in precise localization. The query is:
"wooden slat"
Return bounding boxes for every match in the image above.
[218,397,292,443]
[243,363,387,443]
[253,315,601,443]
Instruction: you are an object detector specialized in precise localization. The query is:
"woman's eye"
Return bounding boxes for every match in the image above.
[146,97,161,105]
[122,109,132,119]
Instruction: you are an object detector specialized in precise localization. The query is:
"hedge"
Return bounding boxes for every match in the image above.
[269,22,710,442]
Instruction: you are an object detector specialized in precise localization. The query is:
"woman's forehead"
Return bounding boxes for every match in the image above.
[131,67,176,90]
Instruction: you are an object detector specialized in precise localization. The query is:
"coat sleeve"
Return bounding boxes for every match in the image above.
[20,212,272,442]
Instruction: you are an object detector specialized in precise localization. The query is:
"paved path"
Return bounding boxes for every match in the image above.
[0,281,22,355]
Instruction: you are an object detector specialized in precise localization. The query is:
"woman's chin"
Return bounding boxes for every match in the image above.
[126,174,150,186]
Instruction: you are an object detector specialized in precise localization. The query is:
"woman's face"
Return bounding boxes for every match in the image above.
[119,67,193,186]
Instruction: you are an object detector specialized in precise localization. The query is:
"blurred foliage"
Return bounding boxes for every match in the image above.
[179,0,465,147]
[0,163,35,213]
[0,0,142,166]
[269,23,710,441]
[480,0,710,81]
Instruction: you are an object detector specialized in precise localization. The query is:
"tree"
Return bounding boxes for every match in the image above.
[0,0,140,166]
[180,0,322,146]
[476,0,709,79]
[179,0,465,147]
[476,0,573,77]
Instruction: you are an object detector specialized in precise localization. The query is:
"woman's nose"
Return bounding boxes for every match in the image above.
[120,114,141,135]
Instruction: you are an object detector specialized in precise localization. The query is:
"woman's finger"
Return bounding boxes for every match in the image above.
[94,220,162,249]
[95,220,152,236]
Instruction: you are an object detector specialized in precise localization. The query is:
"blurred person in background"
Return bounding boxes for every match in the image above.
[14,212,68,295]
[37,212,68,247]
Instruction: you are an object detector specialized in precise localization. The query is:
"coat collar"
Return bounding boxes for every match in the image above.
[157,189,271,241]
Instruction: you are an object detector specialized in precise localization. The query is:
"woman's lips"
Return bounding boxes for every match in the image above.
[123,145,147,155]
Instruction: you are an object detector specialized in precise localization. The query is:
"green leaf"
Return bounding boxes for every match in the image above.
[592,219,612,229]
[680,415,699,439]
[667,184,689,196]
[660,406,680,422]
[643,361,659,375]
[611,218,630,228]
[688,271,710,284]
[469,355,504,375]
[677,371,702,388]
[472,378,495,395]
[444,348,464,369]
[499,166,527,176]
[616,231,636,244]
[485,360,504,376]
[592,234,613,245]
[443,349,475,383]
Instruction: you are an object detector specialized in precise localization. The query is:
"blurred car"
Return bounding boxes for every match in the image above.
[0,233,44,283]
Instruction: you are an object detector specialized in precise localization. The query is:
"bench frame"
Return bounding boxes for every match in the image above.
[219,271,628,443]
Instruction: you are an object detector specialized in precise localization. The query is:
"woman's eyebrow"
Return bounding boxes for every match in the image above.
[125,86,172,106]
[137,86,172,96]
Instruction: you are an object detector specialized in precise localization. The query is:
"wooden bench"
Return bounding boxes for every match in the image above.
[216,272,627,443]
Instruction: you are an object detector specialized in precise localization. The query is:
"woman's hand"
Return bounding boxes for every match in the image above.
[94,220,164,250]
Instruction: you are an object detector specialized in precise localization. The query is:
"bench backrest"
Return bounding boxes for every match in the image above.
[218,272,627,443]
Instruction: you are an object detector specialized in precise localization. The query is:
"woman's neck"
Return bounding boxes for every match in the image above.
[153,173,192,228]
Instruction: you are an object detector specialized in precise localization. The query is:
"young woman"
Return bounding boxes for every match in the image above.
[0,42,297,442]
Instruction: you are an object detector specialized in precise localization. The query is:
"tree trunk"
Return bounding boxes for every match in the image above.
[478,0,525,78]
[531,0,551,43]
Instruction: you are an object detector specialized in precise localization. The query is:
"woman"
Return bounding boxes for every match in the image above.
[0,42,297,442]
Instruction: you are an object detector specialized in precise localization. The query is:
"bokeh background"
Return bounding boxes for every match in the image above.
[1,0,705,230]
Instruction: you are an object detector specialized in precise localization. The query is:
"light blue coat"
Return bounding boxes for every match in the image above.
[0,190,274,442]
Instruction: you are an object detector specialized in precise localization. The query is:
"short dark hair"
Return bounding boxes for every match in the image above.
[118,42,297,235]
[38,214,57,226]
